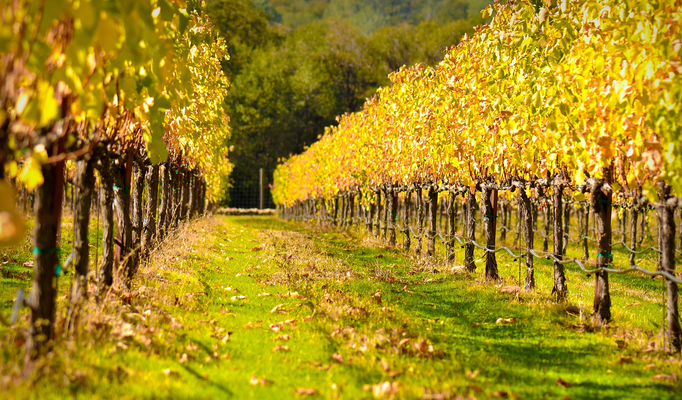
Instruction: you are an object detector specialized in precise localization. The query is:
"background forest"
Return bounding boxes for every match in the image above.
[206,0,491,206]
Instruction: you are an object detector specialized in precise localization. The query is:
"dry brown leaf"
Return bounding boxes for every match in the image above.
[495,318,516,324]
[250,375,272,386]
[331,353,344,363]
[243,321,262,329]
[468,385,483,393]
[276,334,290,341]
[270,323,283,332]
[371,381,399,398]
[271,304,285,313]
[492,391,508,398]
[619,357,633,364]
[178,353,189,364]
[273,345,290,352]
[294,388,318,396]
[644,363,658,370]
[500,285,520,294]
[556,377,571,388]
[162,369,180,377]
[652,373,679,382]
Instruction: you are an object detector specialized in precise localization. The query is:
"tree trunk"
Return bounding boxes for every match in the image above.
[519,186,535,290]
[403,189,411,251]
[658,184,680,351]
[143,164,159,257]
[447,191,456,262]
[67,157,96,327]
[592,167,612,326]
[464,189,477,272]
[482,185,500,281]
[427,187,438,257]
[25,143,65,360]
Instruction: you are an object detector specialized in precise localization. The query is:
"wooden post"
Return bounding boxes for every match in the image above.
[403,189,411,251]
[446,191,456,262]
[426,187,438,257]
[519,184,535,290]
[464,189,477,272]
[259,167,264,209]
[552,178,567,300]
[658,184,680,351]
[482,184,500,281]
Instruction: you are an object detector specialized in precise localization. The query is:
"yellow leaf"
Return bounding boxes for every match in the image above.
[18,157,44,190]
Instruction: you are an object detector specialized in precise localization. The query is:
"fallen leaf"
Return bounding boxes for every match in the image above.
[495,318,516,324]
[500,285,520,294]
[294,388,317,396]
[258,292,271,297]
[250,375,272,386]
[331,353,344,363]
[492,391,508,398]
[231,295,246,301]
[619,357,633,364]
[652,374,679,382]
[615,340,627,349]
[644,363,658,370]
[468,385,483,393]
[371,381,399,398]
[163,369,180,377]
[276,334,290,341]
[271,304,285,313]
[273,345,290,352]
[556,377,571,388]
[270,323,283,332]
[251,246,263,251]
[243,322,262,329]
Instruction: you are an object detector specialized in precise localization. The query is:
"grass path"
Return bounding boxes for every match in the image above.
[1,215,681,399]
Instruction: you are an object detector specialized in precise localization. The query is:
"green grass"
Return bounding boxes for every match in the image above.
[1,214,681,399]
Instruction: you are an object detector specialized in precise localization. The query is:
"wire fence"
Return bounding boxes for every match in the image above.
[228,178,275,209]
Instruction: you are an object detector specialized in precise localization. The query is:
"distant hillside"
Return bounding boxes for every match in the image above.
[253,0,492,33]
